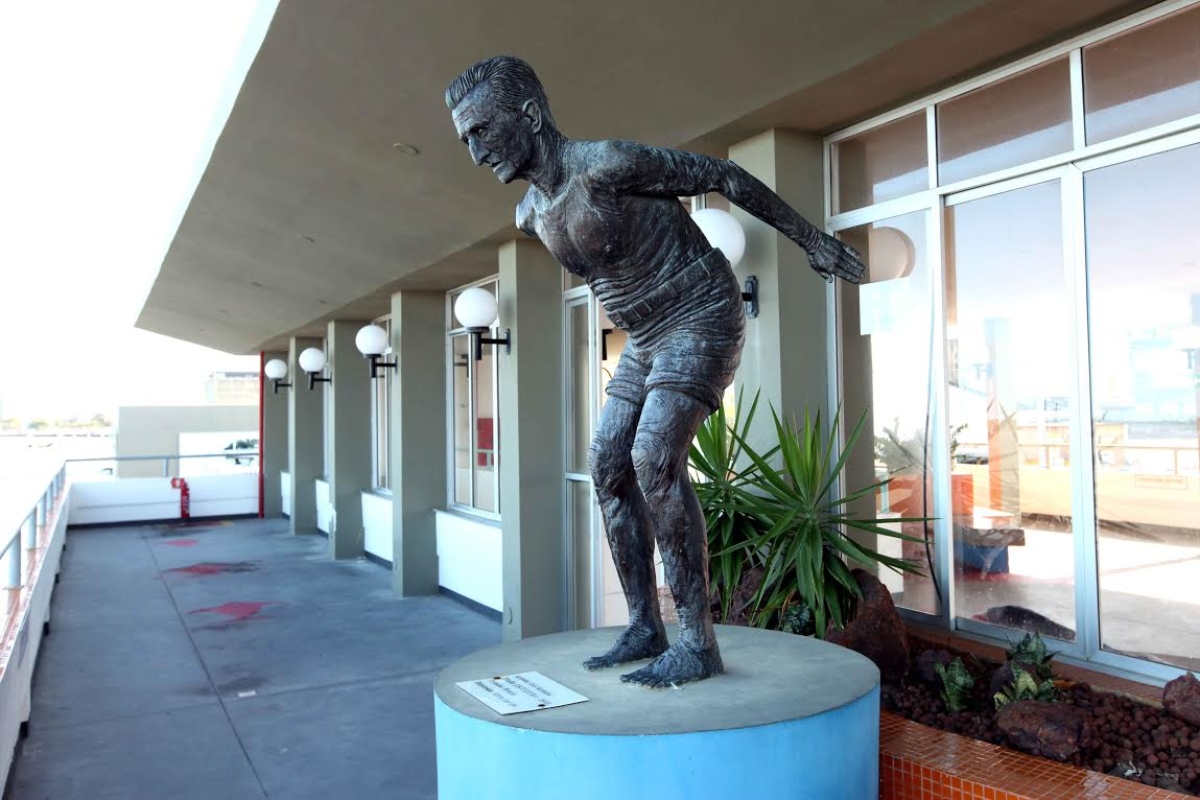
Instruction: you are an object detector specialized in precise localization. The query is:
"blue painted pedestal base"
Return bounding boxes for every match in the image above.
[434,625,880,800]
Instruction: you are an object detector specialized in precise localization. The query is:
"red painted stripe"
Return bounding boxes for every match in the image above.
[258,351,265,518]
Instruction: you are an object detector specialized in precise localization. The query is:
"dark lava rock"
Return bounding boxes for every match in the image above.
[826,569,909,684]
[996,700,1090,761]
[990,661,1018,698]
[1164,673,1200,727]
[914,649,954,685]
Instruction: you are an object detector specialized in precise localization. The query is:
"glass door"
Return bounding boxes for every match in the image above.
[943,171,1081,648]
[1082,141,1200,672]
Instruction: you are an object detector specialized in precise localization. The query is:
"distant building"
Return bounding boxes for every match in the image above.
[205,371,260,405]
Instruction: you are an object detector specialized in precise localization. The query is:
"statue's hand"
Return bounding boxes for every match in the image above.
[806,231,866,285]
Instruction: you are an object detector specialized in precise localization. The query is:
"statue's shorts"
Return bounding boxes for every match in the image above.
[600,248,746,413]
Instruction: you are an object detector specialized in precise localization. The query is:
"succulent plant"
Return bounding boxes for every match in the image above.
[994,665,1060,709]
[935,657,975,712]
[1008,632,1058,681]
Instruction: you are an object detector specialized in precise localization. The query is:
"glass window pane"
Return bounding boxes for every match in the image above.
[833,112,928,213]
[568,302,591,474]
[1085,143,1200,669]
[945,179,1076,642]
[839,210,938,614]
[937,58,1072,186]
[473,341,497,513]
[1084,5,1200,145]
[564,271,586,290]
[451,335,471,506]
[598,323,627,411]
[569,480,595,629]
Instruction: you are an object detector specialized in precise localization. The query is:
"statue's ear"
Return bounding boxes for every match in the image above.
[521,99,542,133]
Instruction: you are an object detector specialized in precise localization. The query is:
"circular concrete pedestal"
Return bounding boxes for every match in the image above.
[434,625,880,800]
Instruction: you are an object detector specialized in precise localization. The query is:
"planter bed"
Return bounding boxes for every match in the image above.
[881,711,1190,799]
[876,627,1198,798]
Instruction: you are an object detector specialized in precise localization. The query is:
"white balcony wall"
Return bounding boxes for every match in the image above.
[314,479,332,534]
[361,492,392,563]
[280,471,292,516]
[70,474,257,525]
[435,510,501,612]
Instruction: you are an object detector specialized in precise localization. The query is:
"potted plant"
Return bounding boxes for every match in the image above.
[690,393,928,636]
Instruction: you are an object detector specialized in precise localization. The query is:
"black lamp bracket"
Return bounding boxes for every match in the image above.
[470,327,512,361]
[741,275,759,319]
[307,373,333,390]
[367,354,397,378]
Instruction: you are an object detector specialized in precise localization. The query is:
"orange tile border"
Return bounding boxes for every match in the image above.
[880,712,1193,800]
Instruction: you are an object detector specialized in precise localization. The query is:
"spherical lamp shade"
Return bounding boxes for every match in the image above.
[298,347,327,374]
[264,359,288,380]
[866,226,916,282]
[355,324,389,356]
[454,287,499,329]
[691,208,746,268]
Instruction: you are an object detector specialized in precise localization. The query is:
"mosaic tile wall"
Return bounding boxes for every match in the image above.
[880,713,1190,800]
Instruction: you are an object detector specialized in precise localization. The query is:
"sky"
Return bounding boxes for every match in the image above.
[0,1,278,420]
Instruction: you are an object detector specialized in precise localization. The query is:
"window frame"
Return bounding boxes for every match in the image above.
[824,0,1200,685]
[445,276,502,520]
[370,314,393,492]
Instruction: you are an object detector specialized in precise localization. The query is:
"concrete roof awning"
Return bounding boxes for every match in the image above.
[137,0,1152,354]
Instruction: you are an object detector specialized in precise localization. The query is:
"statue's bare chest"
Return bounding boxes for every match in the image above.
[519,180,627,278]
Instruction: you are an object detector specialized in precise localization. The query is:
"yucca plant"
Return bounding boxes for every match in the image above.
[689,390,777,623]
[722,405,928,637]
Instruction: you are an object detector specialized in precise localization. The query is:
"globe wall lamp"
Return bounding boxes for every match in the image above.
[691,207,758,319]
[454,287,511,361]
[298,347,332,390]
[264,359,292,394]
[355,324,397,378]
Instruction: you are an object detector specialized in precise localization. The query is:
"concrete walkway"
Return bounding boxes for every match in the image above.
[8,517,500,800]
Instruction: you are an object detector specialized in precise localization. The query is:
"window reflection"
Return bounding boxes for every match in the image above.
[938,59,1072,186]
[945,180,1076,642]
[1086,143,1200,670]
[833,112,928,213]
[839,210,938,614]
[451,335,471,506]
[1084,4,1200,144]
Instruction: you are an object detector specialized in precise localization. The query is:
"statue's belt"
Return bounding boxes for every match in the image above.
[604,250,728,331]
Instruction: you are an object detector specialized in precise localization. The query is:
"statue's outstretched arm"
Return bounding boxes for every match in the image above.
[589,140,865,284]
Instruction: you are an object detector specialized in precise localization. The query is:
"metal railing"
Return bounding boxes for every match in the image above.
[65,451,261,478]
[3,462,66,590]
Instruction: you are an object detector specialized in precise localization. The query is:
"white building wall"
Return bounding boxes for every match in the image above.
[361,492,392,563]
[435,510,501,611]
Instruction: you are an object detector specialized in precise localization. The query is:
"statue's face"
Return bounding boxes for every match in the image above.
[452,86,534,185]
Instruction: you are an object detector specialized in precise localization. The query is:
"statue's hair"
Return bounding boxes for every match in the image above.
[445,55,555,127]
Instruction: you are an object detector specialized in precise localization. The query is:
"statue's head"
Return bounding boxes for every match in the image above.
[447,56,556,184]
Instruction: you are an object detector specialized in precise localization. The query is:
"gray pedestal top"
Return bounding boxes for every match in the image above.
[434,624,879,736]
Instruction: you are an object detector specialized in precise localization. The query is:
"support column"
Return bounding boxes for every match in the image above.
[390,291,446,596]
[327,320,372,559]
[288,337,323,536]
[262,350,288,518]
[497,239,564,641]
[729,130,831,448]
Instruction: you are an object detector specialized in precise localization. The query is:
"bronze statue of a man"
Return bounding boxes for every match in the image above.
[447,56,865,687]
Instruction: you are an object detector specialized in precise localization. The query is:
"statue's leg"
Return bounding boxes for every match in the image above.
[620,388,722,688]
[582,395,668,670]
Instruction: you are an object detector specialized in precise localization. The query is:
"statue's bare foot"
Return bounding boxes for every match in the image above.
[582,623,668,671]
[619,639,723,688]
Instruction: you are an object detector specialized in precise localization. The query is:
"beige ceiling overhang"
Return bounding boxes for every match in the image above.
[137,0,1153,354]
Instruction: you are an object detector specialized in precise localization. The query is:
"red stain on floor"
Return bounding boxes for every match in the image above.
[188,601,278,621]
[171,563,224,575]
[167,562,257,576]
[162,539,200,547]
